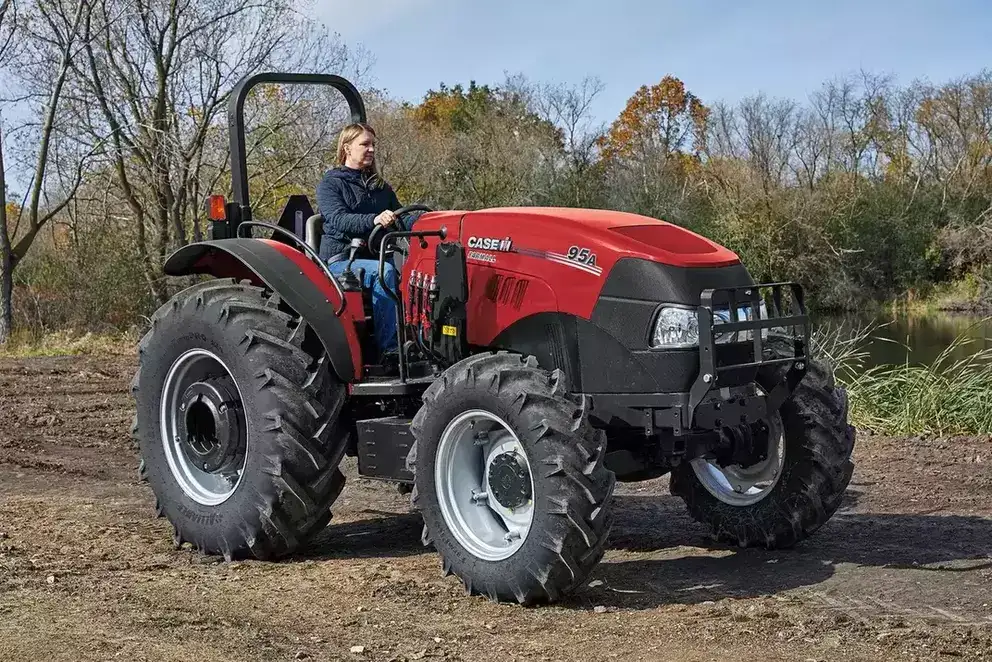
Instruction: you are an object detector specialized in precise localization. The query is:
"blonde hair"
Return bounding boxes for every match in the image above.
[335,122,384,188]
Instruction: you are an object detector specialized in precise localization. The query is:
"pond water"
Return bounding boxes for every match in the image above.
[815,311,992,369]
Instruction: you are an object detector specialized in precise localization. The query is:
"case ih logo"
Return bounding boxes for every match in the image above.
[467,236,513,252]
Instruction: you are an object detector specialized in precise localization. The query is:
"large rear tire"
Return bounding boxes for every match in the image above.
[407,352,615,605]
[671,335,856,548]
[132,278,349,560]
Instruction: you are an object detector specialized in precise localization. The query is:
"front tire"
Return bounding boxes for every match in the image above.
[671,335,856,549]
[407,352,615,604]
[132,279,349,560]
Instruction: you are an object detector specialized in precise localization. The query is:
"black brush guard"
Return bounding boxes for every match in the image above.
[687,282,810,426]
[588,282,810,437]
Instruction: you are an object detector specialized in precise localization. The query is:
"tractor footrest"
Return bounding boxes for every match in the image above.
[355,416,415,483]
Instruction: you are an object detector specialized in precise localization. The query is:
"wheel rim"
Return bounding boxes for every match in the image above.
[159,349,248,506]
[690,412,785,506]
[434,410,535,562]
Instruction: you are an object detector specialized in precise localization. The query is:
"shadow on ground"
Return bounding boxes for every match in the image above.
[286,484,992,611]
[572,489,992,610]
[296,509,427,561]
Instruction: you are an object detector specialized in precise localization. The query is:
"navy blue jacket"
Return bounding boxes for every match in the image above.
[315,166,412,261]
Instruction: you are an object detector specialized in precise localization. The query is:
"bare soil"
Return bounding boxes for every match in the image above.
[1,354,990,661]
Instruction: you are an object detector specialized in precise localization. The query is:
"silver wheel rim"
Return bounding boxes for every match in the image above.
[159,349,248,506]
[690,412,785,506]
[434,410,535,562]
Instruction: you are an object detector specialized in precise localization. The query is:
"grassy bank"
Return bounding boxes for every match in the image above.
[814,321,992,436]
[883,273,992,316]
[0,329,138,359]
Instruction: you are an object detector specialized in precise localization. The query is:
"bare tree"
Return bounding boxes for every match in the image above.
[740,94,799,193]
[0,0,91,345]
[0,0,16,343]
[531,76,606,206]
[68,0,363,302]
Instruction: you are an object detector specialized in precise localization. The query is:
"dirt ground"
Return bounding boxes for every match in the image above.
[0,354,990,662]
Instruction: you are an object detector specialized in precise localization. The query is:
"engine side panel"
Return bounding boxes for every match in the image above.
[489,312,663,394]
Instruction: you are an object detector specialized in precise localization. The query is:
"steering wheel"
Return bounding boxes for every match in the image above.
[368,204,434,257]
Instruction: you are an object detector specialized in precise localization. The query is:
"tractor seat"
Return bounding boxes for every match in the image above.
[305,213,323,253]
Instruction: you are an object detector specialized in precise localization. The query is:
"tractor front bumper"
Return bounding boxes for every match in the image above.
[585,282,810,437]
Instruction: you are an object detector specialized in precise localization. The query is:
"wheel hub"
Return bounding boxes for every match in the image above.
[487,451,532,509]
[690,411,785,507]
[177,377,243,473]
[434,410,535,562]
[721,420,771,469]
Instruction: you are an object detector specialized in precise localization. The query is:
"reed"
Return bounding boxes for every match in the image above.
[811,319,992,436]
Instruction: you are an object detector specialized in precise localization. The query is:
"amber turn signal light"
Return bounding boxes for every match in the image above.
[207,195,227,222]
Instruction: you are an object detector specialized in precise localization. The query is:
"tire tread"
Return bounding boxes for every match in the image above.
[132,278,349,561]
[408,350,615,605]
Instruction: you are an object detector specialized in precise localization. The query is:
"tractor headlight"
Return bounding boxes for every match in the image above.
[650,306,699,348]
[650,301,769,349]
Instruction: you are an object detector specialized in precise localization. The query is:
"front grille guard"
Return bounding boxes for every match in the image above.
[684,282,810,429]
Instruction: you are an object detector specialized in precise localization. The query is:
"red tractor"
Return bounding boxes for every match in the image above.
[132,73,856,604]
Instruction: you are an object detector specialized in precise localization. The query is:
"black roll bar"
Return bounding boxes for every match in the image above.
[227,72,367,228]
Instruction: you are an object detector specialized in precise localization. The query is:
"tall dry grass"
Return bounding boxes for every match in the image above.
[812,319,992,436]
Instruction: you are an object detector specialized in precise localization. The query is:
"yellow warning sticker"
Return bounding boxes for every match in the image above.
[442,325,457,336]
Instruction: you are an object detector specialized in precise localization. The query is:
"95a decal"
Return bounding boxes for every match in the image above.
[566,245,597,267]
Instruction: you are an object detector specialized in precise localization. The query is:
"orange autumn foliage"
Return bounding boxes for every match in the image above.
[598,75,709,161]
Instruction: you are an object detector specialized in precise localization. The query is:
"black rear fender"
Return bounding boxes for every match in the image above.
[163,239,358,382]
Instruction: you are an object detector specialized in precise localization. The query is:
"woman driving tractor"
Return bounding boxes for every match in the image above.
[315,122,421,360]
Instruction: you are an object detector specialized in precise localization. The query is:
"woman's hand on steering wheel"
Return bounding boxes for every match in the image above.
[367,203,435,256]
[374,210,397,227]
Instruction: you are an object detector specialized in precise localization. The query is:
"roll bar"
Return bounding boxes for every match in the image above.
[227,72,367,226]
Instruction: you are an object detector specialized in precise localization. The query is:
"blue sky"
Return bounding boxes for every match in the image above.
[313,0,992,125]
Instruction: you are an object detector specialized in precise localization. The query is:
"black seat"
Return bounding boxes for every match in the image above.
[305,212,324,253]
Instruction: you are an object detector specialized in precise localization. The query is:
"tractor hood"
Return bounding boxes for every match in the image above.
[459,207,740,268]
[404,205,753,346]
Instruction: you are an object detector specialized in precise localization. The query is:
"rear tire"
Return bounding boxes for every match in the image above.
[407,352,615,604]
[132,278,349,560]
[671,335,856,549]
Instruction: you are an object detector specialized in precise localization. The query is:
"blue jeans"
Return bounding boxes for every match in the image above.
[328,258,399,355]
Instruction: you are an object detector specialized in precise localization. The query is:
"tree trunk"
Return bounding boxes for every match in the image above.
[0,130,12,345]
[0,238,11,345]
